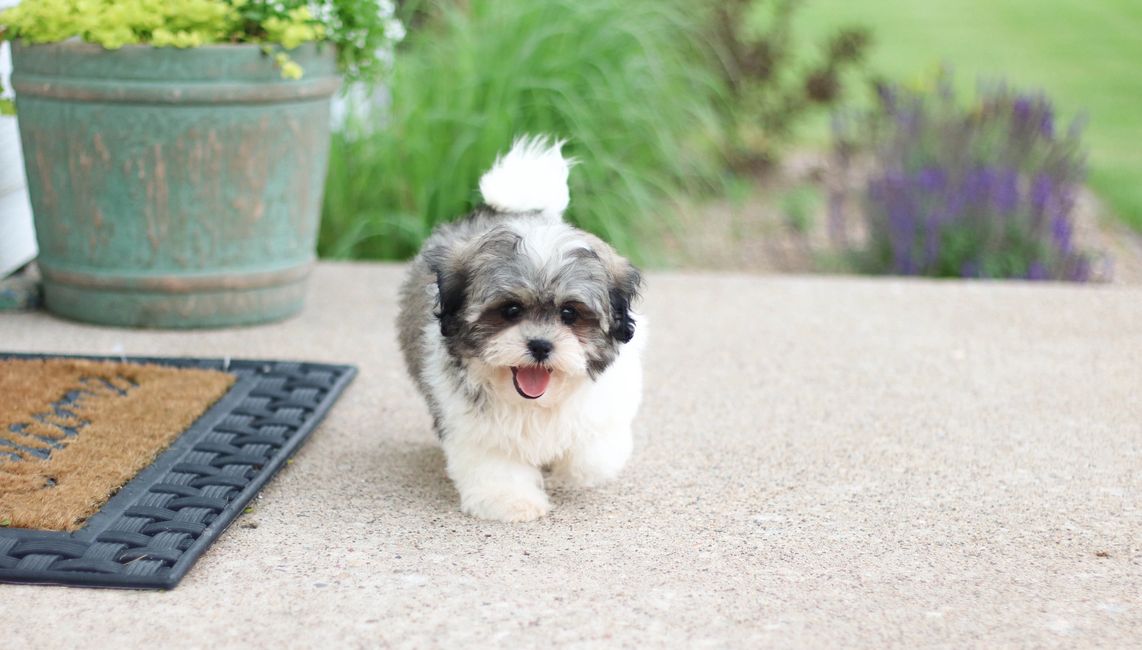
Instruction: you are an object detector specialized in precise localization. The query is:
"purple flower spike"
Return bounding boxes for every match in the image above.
[1039,106,1055,139]
[1051,214,1073,255]
[916,167,947,193]
[1027,261,1048,280]
[964,167,995,206]
[1013,97,1033,128]
[1030,172,1053,217]
[923,215,941,267]
[961,260,980,278]
[994,167,1019,214]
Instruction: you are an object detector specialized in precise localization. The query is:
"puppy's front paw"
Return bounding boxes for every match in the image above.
[461,487,550,522]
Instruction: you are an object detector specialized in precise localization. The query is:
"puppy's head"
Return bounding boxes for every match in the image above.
[429,219,640,404]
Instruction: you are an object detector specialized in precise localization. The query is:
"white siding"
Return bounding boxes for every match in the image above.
[0,0,38,277]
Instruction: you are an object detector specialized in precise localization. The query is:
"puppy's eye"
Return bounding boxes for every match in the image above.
[500,303,524,321]
[559,306,578,326]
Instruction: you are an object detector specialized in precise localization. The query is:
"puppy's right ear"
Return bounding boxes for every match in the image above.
[430,262,467,338]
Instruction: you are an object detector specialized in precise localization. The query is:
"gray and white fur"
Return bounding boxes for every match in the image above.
[397,135,646,522]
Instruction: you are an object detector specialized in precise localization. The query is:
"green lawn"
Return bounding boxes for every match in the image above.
[795,0,1142,230]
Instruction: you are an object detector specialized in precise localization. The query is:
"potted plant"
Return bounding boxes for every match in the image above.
[0,0,402,327]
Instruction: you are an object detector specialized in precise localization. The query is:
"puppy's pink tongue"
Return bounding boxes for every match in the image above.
[512,367,551,399]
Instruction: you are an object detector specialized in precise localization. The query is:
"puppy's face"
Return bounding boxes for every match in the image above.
[429,220,639,404]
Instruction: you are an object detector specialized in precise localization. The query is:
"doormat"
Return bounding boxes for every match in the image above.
[0,353,356,589]
[1,359,237,532]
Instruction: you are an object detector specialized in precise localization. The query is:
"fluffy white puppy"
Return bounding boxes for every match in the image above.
[397,136,646,522]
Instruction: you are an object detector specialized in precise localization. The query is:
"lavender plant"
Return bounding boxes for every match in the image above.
[830,72,1101,282]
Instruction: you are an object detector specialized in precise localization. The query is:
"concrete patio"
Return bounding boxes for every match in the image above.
[2,262,1139,647]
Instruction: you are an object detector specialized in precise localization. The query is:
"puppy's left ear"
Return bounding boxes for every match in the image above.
[608,263,642,344]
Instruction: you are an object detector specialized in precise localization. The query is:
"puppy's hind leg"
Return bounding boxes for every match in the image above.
[443,439,550,522]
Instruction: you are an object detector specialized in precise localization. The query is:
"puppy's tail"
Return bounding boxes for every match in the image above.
[479,135,572,219]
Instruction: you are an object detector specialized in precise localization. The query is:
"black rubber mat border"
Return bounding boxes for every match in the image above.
[0,352,356,590]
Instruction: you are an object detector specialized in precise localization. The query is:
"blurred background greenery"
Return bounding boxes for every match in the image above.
[321,0,724,264]
[319,0,1141,281]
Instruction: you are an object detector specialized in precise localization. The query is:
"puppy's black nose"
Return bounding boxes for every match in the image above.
[527,339,554,362]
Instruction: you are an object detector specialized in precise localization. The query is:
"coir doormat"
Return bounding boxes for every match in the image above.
[0,353,355,589]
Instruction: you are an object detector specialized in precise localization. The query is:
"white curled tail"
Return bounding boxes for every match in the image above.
[478,135,572,219]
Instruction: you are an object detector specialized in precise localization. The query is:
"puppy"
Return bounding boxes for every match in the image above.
[397,136,646,522]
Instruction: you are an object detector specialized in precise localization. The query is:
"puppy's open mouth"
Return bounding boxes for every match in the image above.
[511,366,551,399]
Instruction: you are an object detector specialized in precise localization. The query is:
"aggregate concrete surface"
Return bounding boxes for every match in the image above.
[1,262,1139,648]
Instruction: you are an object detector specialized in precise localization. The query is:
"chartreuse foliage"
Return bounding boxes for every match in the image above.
[0,0,402,83]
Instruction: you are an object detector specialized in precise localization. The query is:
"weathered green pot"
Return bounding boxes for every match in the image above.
[11,41,339,328]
